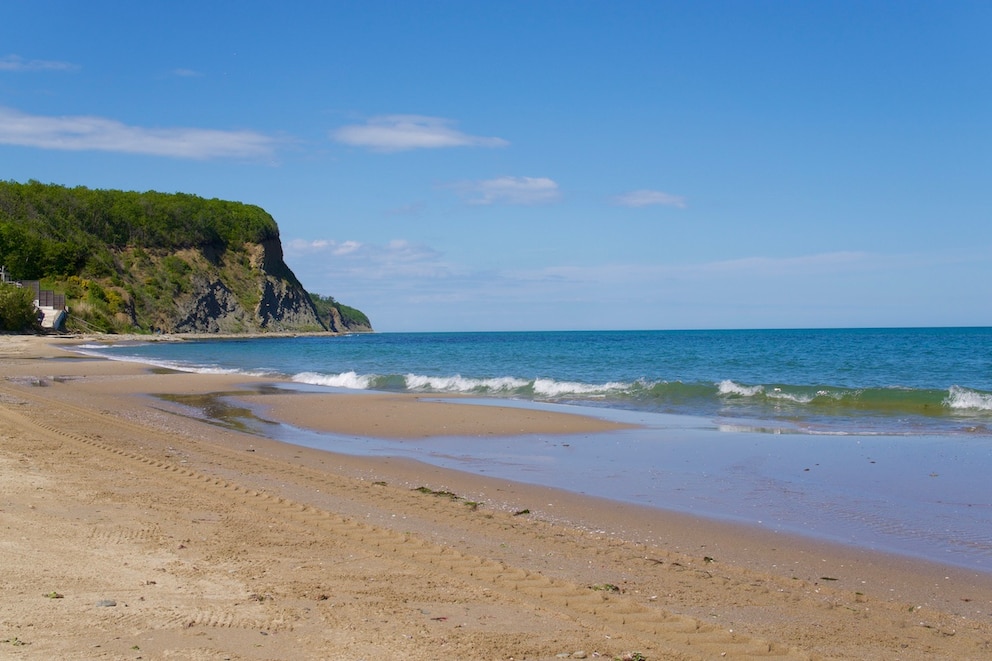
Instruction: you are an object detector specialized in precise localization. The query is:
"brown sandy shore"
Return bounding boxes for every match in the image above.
[2,335,991,660]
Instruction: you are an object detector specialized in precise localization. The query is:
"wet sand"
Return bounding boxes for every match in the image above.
[248,390,636,438]
[2,334,992,660]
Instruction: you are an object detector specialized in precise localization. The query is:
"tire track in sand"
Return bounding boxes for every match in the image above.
[0,382,811,660]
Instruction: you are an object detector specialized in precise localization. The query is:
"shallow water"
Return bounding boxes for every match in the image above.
[86,329,992,572]
[165,387,992,573]
[81,328,992,436]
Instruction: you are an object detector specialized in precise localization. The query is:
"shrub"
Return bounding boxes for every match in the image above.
[0,283,39,332]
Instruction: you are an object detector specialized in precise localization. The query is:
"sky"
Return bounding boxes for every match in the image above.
[1,1,989,332]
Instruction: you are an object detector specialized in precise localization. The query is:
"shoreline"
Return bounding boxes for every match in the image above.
[12,334,992,575]
[2,334,992,659]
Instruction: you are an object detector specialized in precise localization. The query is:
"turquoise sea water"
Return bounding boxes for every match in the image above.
[84,327,992,436]
[78,328,992,571]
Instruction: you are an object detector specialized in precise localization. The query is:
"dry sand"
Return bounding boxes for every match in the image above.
[1,334,991,660]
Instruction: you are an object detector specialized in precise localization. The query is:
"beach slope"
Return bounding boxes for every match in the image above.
[1,336,991,660]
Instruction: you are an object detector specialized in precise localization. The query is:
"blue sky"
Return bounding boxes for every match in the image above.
[1,1,989,331]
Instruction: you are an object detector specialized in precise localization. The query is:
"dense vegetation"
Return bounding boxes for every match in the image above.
[0,282,39,332]
[309,292,372,331]
[0,180,279,281]
[0,180,369,334]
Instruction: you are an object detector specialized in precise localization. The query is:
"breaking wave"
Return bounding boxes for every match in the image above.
[292,371,375,389]
[945,385,992,411]
[66,328,992,436]
[284,371,992,422]
[406,374,529,393]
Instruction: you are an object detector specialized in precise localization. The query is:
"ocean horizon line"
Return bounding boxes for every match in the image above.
[67,323,992,339]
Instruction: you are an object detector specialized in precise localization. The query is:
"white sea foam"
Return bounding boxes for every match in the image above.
[75,342,134,349]
[192,365,256,375]
[716,380,764,397]
[945,385,992,411]
[292,371,373,390]
[532,378,628,397]
[69,347,207,374]
[766,389,815,404]
[404,374,528,392]
[169,362,273,377]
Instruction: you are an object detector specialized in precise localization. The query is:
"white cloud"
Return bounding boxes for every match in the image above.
[293,246,978,331]
[288,238,405,259]
[331,115,508,152]
[0,106,281,160]
[502,251,875,290]
[332,240,362,256]
[287,239,331,252]
[455,176,561,205]
[386,201,427,216]
[697,251,870,275]
[614,189,687,208]
[0,54,78,72]
[287,236,450,280]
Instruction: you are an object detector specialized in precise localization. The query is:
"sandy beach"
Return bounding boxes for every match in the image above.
[2,335,991,660]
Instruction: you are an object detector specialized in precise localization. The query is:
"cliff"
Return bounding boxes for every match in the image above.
[0,181,371,334]
[160,239,324,334]
[309,292,373,334]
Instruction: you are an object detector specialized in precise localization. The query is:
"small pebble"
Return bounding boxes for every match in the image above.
[95,599,117,607]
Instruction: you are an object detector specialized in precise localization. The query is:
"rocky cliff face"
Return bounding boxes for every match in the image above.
[168,238,325,334]
[325,305,373,333]
[256,276,323,330]
[172,278,250,333]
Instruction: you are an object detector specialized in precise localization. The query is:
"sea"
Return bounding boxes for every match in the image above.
[76,327,992,572]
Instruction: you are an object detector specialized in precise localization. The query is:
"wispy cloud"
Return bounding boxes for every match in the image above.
[287,239,365,257]
[697,251,870,275]
[613,189,687,208]
[0,106,281,160]
[453,176,561,205]
[526,251,873,285]
[386,201,427,216]
[331,115,508,152]
[0,54,78,72]
[287,237,452,280]
[171,68,203,78]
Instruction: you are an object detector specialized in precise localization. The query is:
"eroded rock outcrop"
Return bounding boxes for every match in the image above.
[172,279,250,333]
[325,305,373,333]
[169,239,325,333]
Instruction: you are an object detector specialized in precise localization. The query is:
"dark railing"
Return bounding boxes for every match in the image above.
[37,290,66,309]
[12,279,66,310]
[20,280,41,297]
